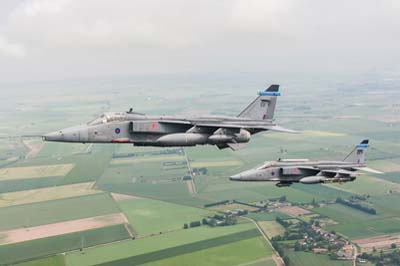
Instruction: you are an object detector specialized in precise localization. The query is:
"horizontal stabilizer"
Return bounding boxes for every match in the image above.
[354,167,384,174]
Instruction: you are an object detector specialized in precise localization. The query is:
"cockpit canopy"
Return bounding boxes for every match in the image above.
[256,162,274,170]
[87,112,128,125]
[87,111,146,126]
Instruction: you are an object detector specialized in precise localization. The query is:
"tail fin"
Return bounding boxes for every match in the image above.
[238,84,280,121]
[343,139,369,164]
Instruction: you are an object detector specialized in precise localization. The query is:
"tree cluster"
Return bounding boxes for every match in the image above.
[336,197,376,215]
[359,249,400,265]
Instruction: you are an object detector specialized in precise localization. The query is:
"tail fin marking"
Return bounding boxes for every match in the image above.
[238,84,280,121]
[343,139,369,164]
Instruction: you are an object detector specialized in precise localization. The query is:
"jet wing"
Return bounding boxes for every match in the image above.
[320,169,356,178]
[295,167,356,178]
[353,167,384,174]
[158,120,192,125]
[194,123,299,133]
[159,120,298,133]
[296,166,321,175]
[264,125,300,134]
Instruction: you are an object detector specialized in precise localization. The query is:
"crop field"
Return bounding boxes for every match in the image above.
[286,251,352,266]
[190,160,243,168]
[371,194,400,217]
[65,223,256,266]
[0,193,120,231]
[0,213,128,245]
[354,233,400,250]
[0,176,65,193]
[277,206,311,216]
[140,236,271,266]
[0,163,75,180]
[60,145,115,185]
[37,142,90,158]
[110,155,185,165]
[16,255,65,266]
[209,203,260,212]
[0,224,130,265]
[0,182,100,207]
[95,161,207,206]
[314,204,377,224]
[258,221,285,238]
[75,229,261,266]
[369,159,400,173]
[313,203,400,239]
[116,197,214,236]
[328,175,400,196]
[246,211,292,221]
[379,172,400,184]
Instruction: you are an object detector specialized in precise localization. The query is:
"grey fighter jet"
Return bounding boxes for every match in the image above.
[230,140,383,186]
[43,84,295,150]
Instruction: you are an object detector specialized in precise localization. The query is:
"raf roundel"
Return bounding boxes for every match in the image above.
[115,128,121,134]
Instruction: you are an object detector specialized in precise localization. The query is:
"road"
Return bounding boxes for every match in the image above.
[182,148,197,194]
[242,216,285,266]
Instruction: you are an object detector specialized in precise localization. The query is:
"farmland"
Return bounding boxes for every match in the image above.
[65,224,257,266]
[138,236,271,266]
[0,225,130,265]
[286,251,352,266]
[116,197,214,236]
[0,75,399,265]
[258,221,285,238]
[0,193,120,230]
[0,164,74,180]
[0,182,100,207]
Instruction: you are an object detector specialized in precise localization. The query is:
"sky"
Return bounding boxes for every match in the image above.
[0,0,399,83]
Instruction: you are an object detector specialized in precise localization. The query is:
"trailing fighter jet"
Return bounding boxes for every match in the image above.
[230,140,383,186]
[43,84,295,150]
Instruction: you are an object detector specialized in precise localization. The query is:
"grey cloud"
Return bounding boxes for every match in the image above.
[0,0,399,82]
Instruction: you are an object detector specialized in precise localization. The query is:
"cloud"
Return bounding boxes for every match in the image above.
[230,0,294,34]
[0,36,25,58]
[0,0,399,81]
[6,0,215,50]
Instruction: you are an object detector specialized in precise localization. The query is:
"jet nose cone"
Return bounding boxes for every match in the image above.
[43,126,88,142]
[42,131,62,141]
[230,169,258,181]
[229,174,242,181]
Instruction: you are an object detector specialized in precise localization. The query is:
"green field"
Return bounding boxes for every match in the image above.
[328,175,397,196]
[246,211,292,221]
[93,229,262,266]
[0,176,64,193]
[313,203,400,239]
[66,223,256,266]
[16,255,65,266]
[314,204,377,224]
[286,251,352,266]
[0,193,119,230]
[134,236,271,266]
[117,198,214,236]
[0,224,130,265]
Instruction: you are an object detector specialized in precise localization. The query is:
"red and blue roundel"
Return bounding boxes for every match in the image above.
[115,128,121,134]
